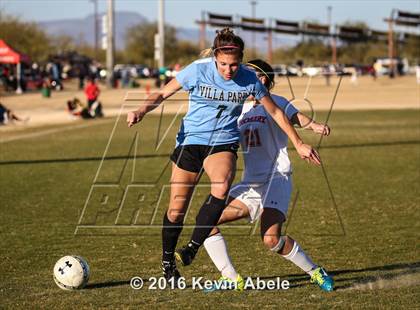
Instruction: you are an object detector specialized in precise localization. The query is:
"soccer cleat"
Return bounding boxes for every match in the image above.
[161,260,181,285]
[310,267,334,292]
[204,274,245,293]
[175,243,198,266]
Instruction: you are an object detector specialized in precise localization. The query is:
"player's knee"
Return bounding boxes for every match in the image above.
[211,181,231,199]
[264,235,287,253]
[263,235,280,249]
[210,226,220,236]
[167,209,185,223]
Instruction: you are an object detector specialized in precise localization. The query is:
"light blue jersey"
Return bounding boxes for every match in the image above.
[175,57,269,146]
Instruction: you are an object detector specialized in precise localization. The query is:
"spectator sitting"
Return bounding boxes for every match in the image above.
[0,102,29,125]
[66,97,103,120]
[67,97,91,119]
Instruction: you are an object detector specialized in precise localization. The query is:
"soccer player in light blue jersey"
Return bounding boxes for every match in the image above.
[127,29,321,284]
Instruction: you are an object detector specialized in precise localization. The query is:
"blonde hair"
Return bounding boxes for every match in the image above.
[199,48,213,58]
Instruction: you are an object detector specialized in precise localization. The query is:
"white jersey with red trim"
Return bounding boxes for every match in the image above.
[238,94,299,183]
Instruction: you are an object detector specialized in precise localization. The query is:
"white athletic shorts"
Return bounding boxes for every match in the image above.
[228,174,292,223]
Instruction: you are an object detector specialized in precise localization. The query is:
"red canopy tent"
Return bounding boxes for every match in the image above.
[0,39,30,64]
[0,39,30,93]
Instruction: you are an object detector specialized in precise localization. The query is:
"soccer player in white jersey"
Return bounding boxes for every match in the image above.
[177,59,334,292]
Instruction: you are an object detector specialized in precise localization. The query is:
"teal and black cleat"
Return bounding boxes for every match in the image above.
[203,274,245,293]
[310,267,334,292]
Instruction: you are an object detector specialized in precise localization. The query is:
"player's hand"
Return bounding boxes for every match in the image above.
[296,143,321,165]
[127,110,144,128]
[311,122,330,136]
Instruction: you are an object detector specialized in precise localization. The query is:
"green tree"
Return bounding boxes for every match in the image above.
[124,22,174,66]
[124,22,199,66]
[399,35,420,64]
[340,20,370,30]
[272,39,330,65]
[50,35,76,55]
[0,11,52,61]
[335,21,380,64]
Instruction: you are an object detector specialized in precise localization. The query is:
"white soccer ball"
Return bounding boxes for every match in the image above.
[53,255,90,290]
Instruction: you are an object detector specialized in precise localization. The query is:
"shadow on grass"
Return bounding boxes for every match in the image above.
[85,277,196,290]
[85,280,131,289]
[83,261,420,291]
[1,140,419,166]
[249,261,420,290]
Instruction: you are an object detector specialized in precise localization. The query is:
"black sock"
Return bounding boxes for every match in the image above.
[189,194,226,250]
[162,212,183,262]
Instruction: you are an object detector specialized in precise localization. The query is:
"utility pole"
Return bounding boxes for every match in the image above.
[267,19,273,64]
[199,11,206,50]
[387,9,396,78]
[267,30,273,64]
[327,6,336,64]
[250,0,257,58]
[90,0,99,60]
[327,6,332,32]
[158,0,165,69]
[106,0,115,87]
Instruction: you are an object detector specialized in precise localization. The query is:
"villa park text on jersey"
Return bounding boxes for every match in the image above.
[199,85,250,104]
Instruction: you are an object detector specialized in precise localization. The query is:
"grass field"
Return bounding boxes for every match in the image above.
[1,109,419,308]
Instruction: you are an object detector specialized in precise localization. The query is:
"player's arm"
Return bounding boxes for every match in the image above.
[259,95,321,165]
[291,112,331,136]
[127,78,182,127]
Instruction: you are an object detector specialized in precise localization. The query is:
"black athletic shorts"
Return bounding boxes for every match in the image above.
[170,142,239,173]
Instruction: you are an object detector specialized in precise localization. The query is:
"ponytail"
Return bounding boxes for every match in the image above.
[199,48,213,58]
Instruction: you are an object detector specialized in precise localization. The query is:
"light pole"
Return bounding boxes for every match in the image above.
[387,9,397,78]
[267,18,273,64]
[327,6,332,28]
[106,0,115,87]
[158,0,165,69]
[90,0,99,60]
[199,11,206,50]
[250,0,257,58]
[327,6,336,64]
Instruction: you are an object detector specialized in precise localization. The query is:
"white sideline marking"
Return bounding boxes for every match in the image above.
[0,119,114,143]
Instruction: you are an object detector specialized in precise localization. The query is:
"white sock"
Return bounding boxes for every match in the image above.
[204,232,238,281]
[282,241,317,276]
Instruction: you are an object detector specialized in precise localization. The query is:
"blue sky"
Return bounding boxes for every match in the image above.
[2,0,419,31]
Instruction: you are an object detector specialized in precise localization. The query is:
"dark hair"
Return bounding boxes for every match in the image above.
[246,59,275,90]
[201,28,244,59]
